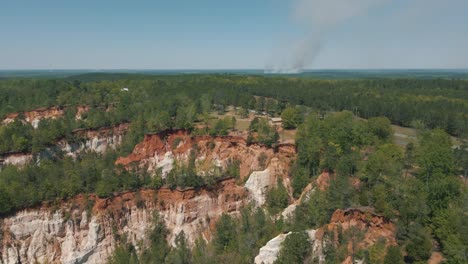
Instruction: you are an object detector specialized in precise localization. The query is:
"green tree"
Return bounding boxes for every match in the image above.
[213,214,237,253]
[384,246,404,264]
[281,107,302,129]
[140,214,170,263]
[147,111,172,132]
[432,206,468,263]
[404,142,415,177]
[255,97,265,112]
[266,178,289,215]
[166,231,191,264]
[405,225,432,263]
[368,239,386,264]
[368,116,393,140]
[363,143,403,185]
[291,165,310,199]
[108,245,138,264]
[275,232,310,264]
[416,129,454,176]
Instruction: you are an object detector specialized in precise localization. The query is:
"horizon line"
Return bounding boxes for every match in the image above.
[1,68,468,71]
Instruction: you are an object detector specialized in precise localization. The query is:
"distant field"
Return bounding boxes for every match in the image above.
[235,119,251,131]
[392,125,418,146]
[391,124,464,147]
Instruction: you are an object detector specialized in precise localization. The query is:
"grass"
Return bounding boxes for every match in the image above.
[392,125,418,147]
[235,119,251,131]
[279,129,296,142]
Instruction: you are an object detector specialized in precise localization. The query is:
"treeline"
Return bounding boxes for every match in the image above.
[1,75,467,137]
[235,77,468,137]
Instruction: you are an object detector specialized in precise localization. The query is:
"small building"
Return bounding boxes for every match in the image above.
[269,117,282,126]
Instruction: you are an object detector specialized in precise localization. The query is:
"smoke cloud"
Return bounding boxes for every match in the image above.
[266,0,386,73]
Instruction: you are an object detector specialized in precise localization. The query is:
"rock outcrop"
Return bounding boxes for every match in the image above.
[254,232,291,264]
[0,153,33,168]
[0,123,129,168]
[244,169,273,206]
[57,123,129,158]
[255,208,396,264]
[1,105,96,128]
[116,130,295,180]
[322,207,397,249]
[0,131,296,263]
[0,178,245,264]
[254,230,320,264]
[116,130,296,205]
[2,106,65,128]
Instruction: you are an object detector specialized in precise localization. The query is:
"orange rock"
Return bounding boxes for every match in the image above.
[318,207,397,263]
[116,130,296,181]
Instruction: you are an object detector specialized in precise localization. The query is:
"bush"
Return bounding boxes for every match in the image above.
[281,107,303,129]
[275,232,310,264]
[266,179,289,215]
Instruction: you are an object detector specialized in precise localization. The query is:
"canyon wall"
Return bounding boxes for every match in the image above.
[0,131,296,264]
[0,123,129,168]
[116,130,296,205]
[1,105,93,129]
[0,178,245,264]
[255,207,397,264]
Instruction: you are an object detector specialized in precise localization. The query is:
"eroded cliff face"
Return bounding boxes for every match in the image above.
[117,131,295,179]
[2,107,65,128]
[116,130,296,206]
[255,230,321,264]
[255,208,397,264]
[320,208,396,264]
[0,131,296,264]
[1,105,94,128]
[0,123,129,168]
[57,123,129,158]
[0,178,245,264]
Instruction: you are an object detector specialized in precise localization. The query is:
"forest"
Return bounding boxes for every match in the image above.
[0,74,466,263]
[0,75,466,137]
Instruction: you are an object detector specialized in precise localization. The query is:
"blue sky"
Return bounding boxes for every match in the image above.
[1,0,467,69]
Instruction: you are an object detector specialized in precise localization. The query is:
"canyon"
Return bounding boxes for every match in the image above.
[0,179,244,264]
[0,108,401,264]
[0,129,297,264]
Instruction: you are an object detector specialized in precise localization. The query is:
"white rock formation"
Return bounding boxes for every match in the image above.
[281,204,297,220]
[254,229,323,264]
[244,169,272,206]
[146,151,175,178]
[254,232,291,264]
[59,134,123,158]
[0,133,124,169]
[0,179,245,264]
[0,153,33,167]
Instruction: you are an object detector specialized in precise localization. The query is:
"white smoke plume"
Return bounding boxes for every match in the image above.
[265,0,386,73]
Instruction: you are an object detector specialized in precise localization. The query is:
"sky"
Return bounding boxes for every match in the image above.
[1,0,467,70]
